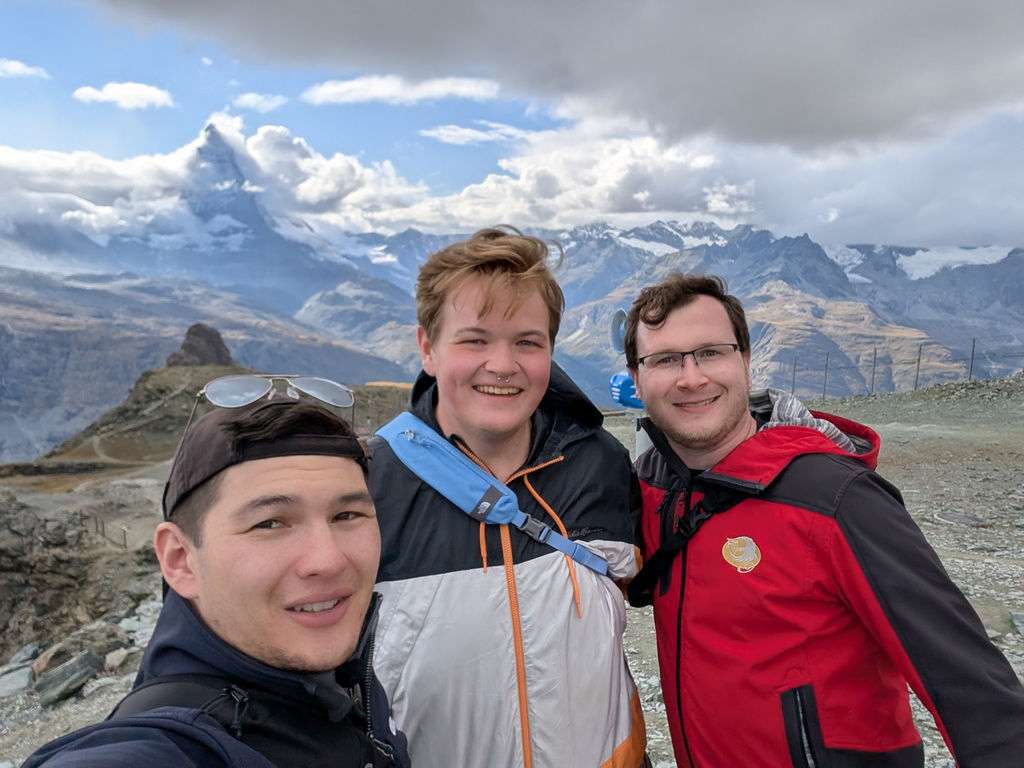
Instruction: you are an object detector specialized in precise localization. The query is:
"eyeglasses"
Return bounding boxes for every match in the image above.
[636,344,742,373]
[180,374,355,441]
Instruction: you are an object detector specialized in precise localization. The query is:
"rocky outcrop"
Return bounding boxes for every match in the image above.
[165,323,238,368]
[0,491,159,665]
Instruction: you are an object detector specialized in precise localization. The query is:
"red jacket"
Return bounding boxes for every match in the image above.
[632,408,1024,768]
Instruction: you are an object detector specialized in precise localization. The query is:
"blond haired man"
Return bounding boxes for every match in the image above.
[370,228,646,768]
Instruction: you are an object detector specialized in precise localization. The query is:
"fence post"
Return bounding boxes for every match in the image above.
[870,348,877,394]
[100,518,105,538]
[914,344,923,390]
[968,339,976,381]
[822,353,829,398]
[791,356,797,395]
[122,527,128,548]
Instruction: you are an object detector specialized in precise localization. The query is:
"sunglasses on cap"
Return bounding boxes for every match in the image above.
[163,374,366,553]
[180,374,355,439]
[201,374,355,409]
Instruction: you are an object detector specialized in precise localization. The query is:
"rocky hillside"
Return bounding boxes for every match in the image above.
[0,270,412,462]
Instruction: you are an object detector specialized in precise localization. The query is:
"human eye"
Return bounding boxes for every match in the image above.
[696,347,720,361]
[333,508,372,524]
[517,338,543,348]
[652,353,681,368]
[250,518,283,531]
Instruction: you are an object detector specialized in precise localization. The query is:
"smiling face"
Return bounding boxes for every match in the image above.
[418,275,552,464]
[631,294,757,469]
[157,454,380,673]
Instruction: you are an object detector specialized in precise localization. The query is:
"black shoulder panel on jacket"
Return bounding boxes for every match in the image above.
[755,452,877,518]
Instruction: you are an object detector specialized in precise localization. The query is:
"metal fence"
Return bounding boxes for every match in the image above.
[762,340,1024,399]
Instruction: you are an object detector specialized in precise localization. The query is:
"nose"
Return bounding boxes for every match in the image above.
[485,341,517,378]
[294,520,348,579]
[674,353,710,388]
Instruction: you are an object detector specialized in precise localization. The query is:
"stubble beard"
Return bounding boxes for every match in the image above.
[648,389,752,459]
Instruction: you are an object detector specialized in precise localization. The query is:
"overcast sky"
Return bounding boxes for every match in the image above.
[3,0,1024,246]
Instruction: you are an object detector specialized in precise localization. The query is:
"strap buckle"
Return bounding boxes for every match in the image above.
[517,515,553,543]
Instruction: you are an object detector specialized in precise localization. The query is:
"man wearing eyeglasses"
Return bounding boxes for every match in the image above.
[24,393,410,768]
[623,272,1024,767]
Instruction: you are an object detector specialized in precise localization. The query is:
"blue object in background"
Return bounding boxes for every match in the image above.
[610,370,644,409]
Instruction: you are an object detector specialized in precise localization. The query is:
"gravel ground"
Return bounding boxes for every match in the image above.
[609,376,1024,766]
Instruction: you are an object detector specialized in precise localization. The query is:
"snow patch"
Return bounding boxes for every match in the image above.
[896,246,1013,280]
[616,237,680,256]
[822,245,865,271]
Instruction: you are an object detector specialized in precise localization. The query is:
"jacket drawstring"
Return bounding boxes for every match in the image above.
[453,440,580,616]
[523,471,582,618]
[478,521,488,572]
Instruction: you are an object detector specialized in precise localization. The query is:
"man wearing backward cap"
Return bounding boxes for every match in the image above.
[24,392,410,768]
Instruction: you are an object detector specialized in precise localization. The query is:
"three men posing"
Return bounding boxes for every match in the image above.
[22,229,1024,768]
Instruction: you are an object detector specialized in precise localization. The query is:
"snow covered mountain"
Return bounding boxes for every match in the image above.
[2,122,1022,461]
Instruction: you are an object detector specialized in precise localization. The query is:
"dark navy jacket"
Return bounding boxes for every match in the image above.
[23,590,410,768]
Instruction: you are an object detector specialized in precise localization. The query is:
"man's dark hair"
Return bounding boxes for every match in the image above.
[623,272,750,369]
[170,401,364,546]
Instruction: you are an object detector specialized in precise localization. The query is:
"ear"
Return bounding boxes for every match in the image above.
[154,522,200,600]
[628,368,642,400]
[417,327,437,378]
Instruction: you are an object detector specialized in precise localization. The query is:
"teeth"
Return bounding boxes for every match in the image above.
[681,398,716,407]
[292,599,340,613]
[475,386,521,395]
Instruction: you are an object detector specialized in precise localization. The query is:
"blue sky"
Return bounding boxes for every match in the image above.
[3,0,1024,246]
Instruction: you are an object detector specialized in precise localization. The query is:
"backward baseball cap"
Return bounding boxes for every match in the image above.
[162,396,369,519]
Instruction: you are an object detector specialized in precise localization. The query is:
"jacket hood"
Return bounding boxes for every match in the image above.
[643,388,880,493]
[137,589,377,723]
[408,360,603,464]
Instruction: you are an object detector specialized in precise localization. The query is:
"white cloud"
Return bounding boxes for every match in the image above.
[0,58,50,79]
[301,75,499,106]
[202,57,213,66]
[72,82,174,109]
[419,121,532,146]
[5,102,1024,249]
[232,92,288,112]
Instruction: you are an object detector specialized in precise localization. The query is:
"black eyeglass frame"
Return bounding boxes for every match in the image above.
[636,343,743,370]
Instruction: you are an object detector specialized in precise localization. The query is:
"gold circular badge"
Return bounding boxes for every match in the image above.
[722,536,761,573]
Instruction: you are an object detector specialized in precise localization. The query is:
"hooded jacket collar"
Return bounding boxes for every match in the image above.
[643,388,880,493]
[137,589,379,723]
[408,360,604,466]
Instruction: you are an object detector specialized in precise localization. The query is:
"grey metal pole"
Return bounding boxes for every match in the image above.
[968,339,976,381]
[791,356,797,395]
[914,344,923,390]
[822,353,829,398]
[870,348,877,394]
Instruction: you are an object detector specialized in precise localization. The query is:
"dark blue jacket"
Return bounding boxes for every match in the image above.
[23,590,410,768]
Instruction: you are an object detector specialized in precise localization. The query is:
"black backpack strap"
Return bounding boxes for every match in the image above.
[109,674,252,737]
[627,484,751,607]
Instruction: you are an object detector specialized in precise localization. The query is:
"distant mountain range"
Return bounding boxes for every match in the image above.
[1,124,1022,461]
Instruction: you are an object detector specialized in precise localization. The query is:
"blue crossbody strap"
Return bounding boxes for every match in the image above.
[376,412,608,576]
